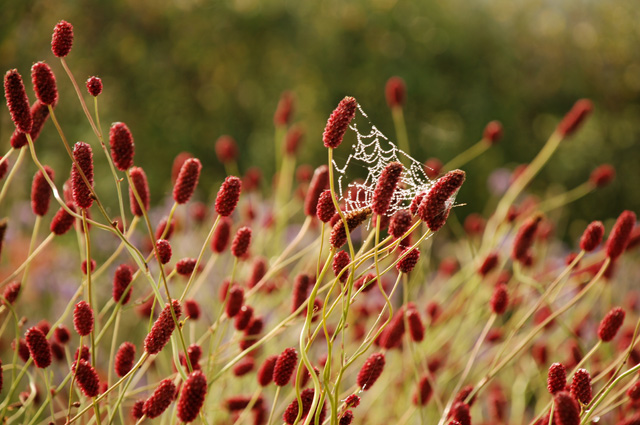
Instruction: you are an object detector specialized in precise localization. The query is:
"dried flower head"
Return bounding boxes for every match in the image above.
[547,363,567,394]
[143,379,177,418]
[215,176,242,217]
[73,300,94,336]
[113,264,133,305]
[50,203,76,235]
[330,206,372,249]
[357,352,385,390]
[144,300,181,355]
[598,307,625,342]
[31,166,54,216]
[215,135,238,163]
[418,170,466,231]
[605,210,636,260]
[557,99,593,138]
[372,162,403,216]
[31,62,58,106]
[86,76,102,96]
[176,370,208,423]
[231,226,252,258]
[323,96,357,149]
[51,20,73,57]
[4,69,32,133]
[570,369,592,405]
[173,158,202,204]
[580,221,604,252]
[304,165,330,216]
[114,342,136,377]
[273,347,298,386]
[25,326,51,368]
[71,141,94,209]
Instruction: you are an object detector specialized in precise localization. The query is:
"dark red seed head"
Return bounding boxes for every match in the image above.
[407,307,425,342]
[605,210,636,260]
[184,344,202,370]
[114,342,136,378]
[173,158,202,204]
[627,381,640,400]
[50,203,76,235]
[424,158,443,179]
[2,281,21,305]
[490,284,508,315]
[330,206,372,249]
[357,352,385,390]
[248,257,267,288]
[332,250,351,283]
[86,76,102,96]
[557,99,593,138]
[177,370,208,423]
[283,388,316,424]
[225,285,244,318]
[410,191,426,216]
[483,120,503,145]
[31,62,58,106]
[418,170,466,231]
[323,96,357,149]
[397,247,420,274]
[0,158,8,179]
[143,379,177,418]
[570,368,592,405]
[233,357,255,376]
[285,125,304,155]
[71,141,94,209]
[36,319,50,335]
[340,410,354,425]
[4,69,32,133]
[580,221,604,252]
[589,164,615,187]
[234,305,253,331]
[598,306,625,342]
[547,363,567,394]
[412,375,432,406]
[257,355,278,387]
[73,300,94,336]
[131,400,144,419]
[372,162,403,216]
[450,402,471,425]
[54,324,70,344]
[211,217,231,253]
[144,300,181,355]
[385,76,406,108]
[381,310,405,349]
[274,90,295,127]
[231,226,252,258]
[215,135,238,164]
[50,341,64,361]
[11,100,52,148]
[155,216,175,240]
[13,338,30,362]
[31,166,54,216]
[25,327,51,368]
[51,20,73,57]
[155,239,172,264]
[273,347,298,386]
[184,299,201,320]
[113,264,134,305]
[176,258,197,276]
[81,259,96,275]
[345,394,360,408]
[511,215,542,263]
[389,209,412,239]
[74,359,100,397]
[478,252,499,277]
[109,122,134,171]
[304,165,330,217]
[354,273,377,293]
[316,190,336,223]
[292,274,311,313]
[215,176,242,217]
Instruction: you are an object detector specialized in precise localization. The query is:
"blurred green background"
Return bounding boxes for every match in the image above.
[2,0,639,226]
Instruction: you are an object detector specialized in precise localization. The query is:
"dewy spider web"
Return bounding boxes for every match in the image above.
[333,104,434,217]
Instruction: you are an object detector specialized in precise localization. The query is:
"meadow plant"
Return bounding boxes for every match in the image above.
[0,19,638,425]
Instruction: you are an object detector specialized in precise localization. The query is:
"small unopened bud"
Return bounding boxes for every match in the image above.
[589,164,615,187]
[86,76,102,96]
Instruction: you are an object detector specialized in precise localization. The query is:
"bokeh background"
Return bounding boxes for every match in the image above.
[2,0,639,232]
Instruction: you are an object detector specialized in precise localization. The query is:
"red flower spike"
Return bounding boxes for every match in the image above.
[372,162,403,216]
[10,100,52,148]
[257,355,278,387]
[291,274,311,313]
[345,394,360,408]
[412,375,432,406]
[424,158,442,179]
[316,190,336,223]
[176,258,197,276]
[31,62,58,106]
[627,381,640,400]
[31,166,55,216]
[450,402,471,425]
[323,96,357,149]
[570,368,592,405]
[54,325,70,344]
[50,341,64,361]
[71,141,94,209]
[74,359,100,397]
[2,281,21,305]
[483,120,503,145]
[225,285,244,318]
[25,327,51,368]
[143,379,177,418]
[144,300,181,355]
[381,310,405,349]
[36,319,50,335]
[389,209,412,239]
[184,299,201,320]
[155,216,175,240]
[114,342,136,377]
[453,385,476,406]
[580,221,604,252]
[215,135,238,164]
[81,259,96,275]
[240,316,263,350]
[274,90,295,127]
[4,69,32,133]
[598,307,625,342]
[304,165,330,217]
[86,76,102,96]
[340,410,354,425]
[131,400,144,419]
[407,308,425,342]
[330,207,372,249]
[385,76,406,108]
[155,239,172,264]
[397,247,420,274]
[177,370,208,423]
[0,158,9,179]
[171,152,192,183]
[283,388,315,424]
[554,391,580,425]
[235,305,254,331]
[231,226,252,258]
[357,352,385,390]
[173,158,202,204]
[605,210,636,260]
[547,363,567,394]
[184,344,202,370]
[557,99,593,138]
[418,170,466,231]
[109,122,134,171]
[215,176,242,217]
[113,264,133,305]
[332,250,350,283]
[73,301,94,336]
[248,257,267,288]
[50,203,76,235]
[211,217,231,253]
[273,347,298,386]
[233,357,255,376]
[511,215,542,263]
[490,284,509,315]
[478,252,499,277]
[51,20,73,57]
[13,338,30,362]
[285,125,304,155]
[589,164,615,187]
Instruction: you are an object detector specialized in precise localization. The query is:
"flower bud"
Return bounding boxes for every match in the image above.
[357,352,385,390]
[173,158,201,204]
[31,62,58,106]
[86,76,102,96]
[51,20,73,57]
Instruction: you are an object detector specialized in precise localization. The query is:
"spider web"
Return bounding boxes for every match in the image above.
[333,104,434,217]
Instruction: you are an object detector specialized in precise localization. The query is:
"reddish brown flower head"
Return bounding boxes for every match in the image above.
[283,388,316,424]
[285,125,304,155]
[323,96,357,149]
[184,299,201,320]
[50,341,64,361]
[215,176,242,217]
[113,264,133,305]
[381,310,405,349]
[316,190,336,223]
[257,355,278,387]
[511,215,542,263]
[418,170,466,231]
[131,400,144,419]
[598,307,625,342]
[51,20,73,57]
[4,69,32,133]
[570,368,592,405]
[627,381,640,400]
[211,217,231,253]
[81,259,96,275]
[490,284,508,315]
[589,164,615,187]
[274,90,295,126]
[71,141,94,209]
[225,285,244,318]
[330,206,372,249]
[155,239,172,264]
[385,76,407,109]
[108,122,135,170]
[450,402,471,425]
[50,203,76,235]
[176,258,197,276]
[74,359,100,397]
[407,307,425,342]
[143,379,177,418]
[54,324,70,344]
[31,166,54,216]
[412,375,433,406]
[144,300,181,355]
[233,357,255,376]
[231,226,252,258]
[580,221,604,252]
[173,158,201,204]
[372,162,403,216]
[234,304,253,331]
[304,165,330,216]
[13,338,30,362]
[557,99,593,138]
[357,352,385,390]
[345,394,360,408]
[225,395,264,411]
[86,76,102,96]
[177,370,207,422]
[605,210,636,260]
[483,120,503,145]
[340,410,354,425]
[464,213,486,236]
[25,327,51,368]
[273,347,298,386]
[409,191,426,216]
[2,281,21,305]
[248,257,267,288]
[11,100,52,148]
[73,300,94,336]
[114,342,136,378]
[215,135,238,164]
[184,344,202,370]
[478,252,499,277]
[0,158,9,179]
[31,62,58,106]
[424,158,442,180]
[332,250,351,283]
[155,216,175,240]
[397,247,420,274]
[243,166,262,191]
[389,209,412,239]
[291,274,311,313]
[547,363,566,394]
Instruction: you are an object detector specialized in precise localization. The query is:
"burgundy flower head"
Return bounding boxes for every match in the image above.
[332,250,351,283]
[389,209,412,239]
[580,221,604,252]
[25,326,51,368]
[589,164,615,187]
[570,368,592,405]
[215,135,238,164]
[605,210,636,260]
[511,215,542,263]
[330,207,372,249]
[54,324,70,344]
[74,359,100,397]
[557,99,593,138]
[11,100,53,149]
[397,247,420,274]
[2,281,21,305]
[31,62,58,106]
[114,342,136,377]
[113,264,134,305]
[357,352,385,390]
[372,162,403,216]
[50,203,76,235]
[156,239,172,264]
[407,307,425,342]
[109,122,134,170]
[304,165,329,216]
[184,299,201,321]
[143,379,177,418]
[490,284,509,315]
[273,347,298,386]
[173,158,202,204]
[176,370,208,423]
[211,217,231,253]
[86,76,102,96]
[478,252,499,277]
[231,226,252,258]
[31,166,55,216]
[547,362,566,394]
[176,258,197,276]
[215,176,242,217]
[316,190,336,223]
[291,274,311,313]
[71,141,94,209]
[340,410,354,425]
[418,170,466,231]
[144,300,181,355]
[323,96,357,149]
[4,69,32,133]
[412,375,433,406]
[483,120,503,145]
[248,257,267,288]
[0,158,8,179]
[385,76,406,108]
[155,216,175,240]
[257,355,278,387]
[450,402,471,425]
[274,90,295,126]
[285,125,304,155]
[234,304,253,331]
[233,357,255,376]
[598,306,625,342]
[225,285,244,318]
[51,20,73,57]
[73,300,94,336]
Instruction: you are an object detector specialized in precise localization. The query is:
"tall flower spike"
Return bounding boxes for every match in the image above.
[372,162,403,216]
[143,379,177,418]
[316,190,336,223]
[113,264,134,305]
[304,165,329,216]
[547,363,566,394]
[418,170,466,231]
[144,300,181,355]
[25,327,51,368]
[31,166,54,216]
[31,62,58,106]
[580,221,604,252]
[73,301,94,336]
[407,307,425,342]
[385,76,406,108]
[273,347,298,386]
[215,176,242,217]
[173,158,202,204]
[109,122,135,171]
[10,100,51,148]
[323,96,357,149]
[71,142,94,209]
[86,76,102,96]
[156,239,172,264]
[177,370,208,423]
[332,250,350,283]
[128,166,150,216]
[225,285,244,317]
[557,99,593,138]
[51,20,73,57]
[389,209,412,239]
[413,375,432,406]
[598,306,625,342]
[4,69,32,133]
[257,355,278,387]
[50,203,76,235]
[397,247,420,274]
[570,368,592,405]
[357,352,385,390]
[231,226,252,258]
[605,210,636,260]
[511,215,542,263]
[114,342,136,377]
